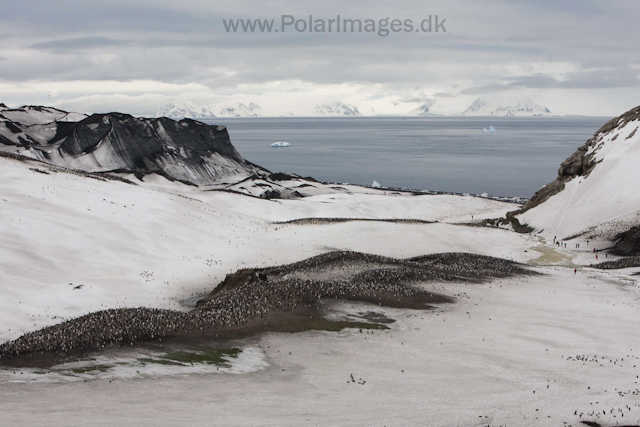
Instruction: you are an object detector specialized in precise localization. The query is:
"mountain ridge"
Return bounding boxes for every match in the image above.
[407,99,439,117]
[312,102,362,117]
[155,101,217,120]
[0,105,263,185]
[156,101,263,119]
[459,98,552,117]
[217,102,261,118]
[153,98,565,118]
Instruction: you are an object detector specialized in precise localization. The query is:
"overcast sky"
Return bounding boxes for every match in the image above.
[1,0,639,116]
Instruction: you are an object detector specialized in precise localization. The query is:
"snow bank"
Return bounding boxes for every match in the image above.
[0,156,528,342]
[519,115,640,239]
[1,268,639,426]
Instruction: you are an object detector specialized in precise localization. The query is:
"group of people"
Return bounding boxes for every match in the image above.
[553,236,609,260]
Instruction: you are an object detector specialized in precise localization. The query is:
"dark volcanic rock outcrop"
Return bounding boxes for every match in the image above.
[0,105,263,185]
[610,226,640,256]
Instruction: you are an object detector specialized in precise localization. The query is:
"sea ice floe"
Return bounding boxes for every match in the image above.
[270,142,290,148]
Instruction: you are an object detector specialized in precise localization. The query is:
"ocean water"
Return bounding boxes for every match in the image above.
[203,117,609,198]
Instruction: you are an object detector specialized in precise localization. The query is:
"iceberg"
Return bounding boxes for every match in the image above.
[270,142,290,148]
[483,126,496,133]
[372,180,381,188]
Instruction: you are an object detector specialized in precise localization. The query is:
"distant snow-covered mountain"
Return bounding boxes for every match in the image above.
[367,99,442,117]
[459,98,552,117]
[157,98,557,118]
[155,101,216,120]
[156,101,263,119]
[216,102,261,118]
[313,103,362,117]
[368,102,406,117]
[407,99,438,117]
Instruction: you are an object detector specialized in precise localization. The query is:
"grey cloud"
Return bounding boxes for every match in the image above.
[460,84,508,96]
[2,0,209,33]
[557,68,640,89]
[433,92,454,98]
[505,74,560,89]
[0,0,639,116]
[30,36,132,52]
[399,94,436,103]
[497,0,605,15]
[461,67,640,95]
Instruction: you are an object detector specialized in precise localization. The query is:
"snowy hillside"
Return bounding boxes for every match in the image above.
[406,99,438,117]
[312,102,362,117]
[0,105,88,147]
[0,105,87,125]
[516,105,640,239]
[0,105,263,185]
[0,153,523,342]
[459,98,552,117]
[4,113,640,427]
[155,101,216,120]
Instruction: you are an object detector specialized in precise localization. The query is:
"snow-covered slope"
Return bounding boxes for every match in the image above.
[459,98,552,117]
[155,101,217,120]
[0,105,88,146]
[215,102,261,118]
[0,105,87,125]
[5,265,638,427]
[0,154,524,342]
[312,103,362,117]
[0,105,262,185]
[516,105,640,239]
[406,99,438,117]
[4,142,640,427]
